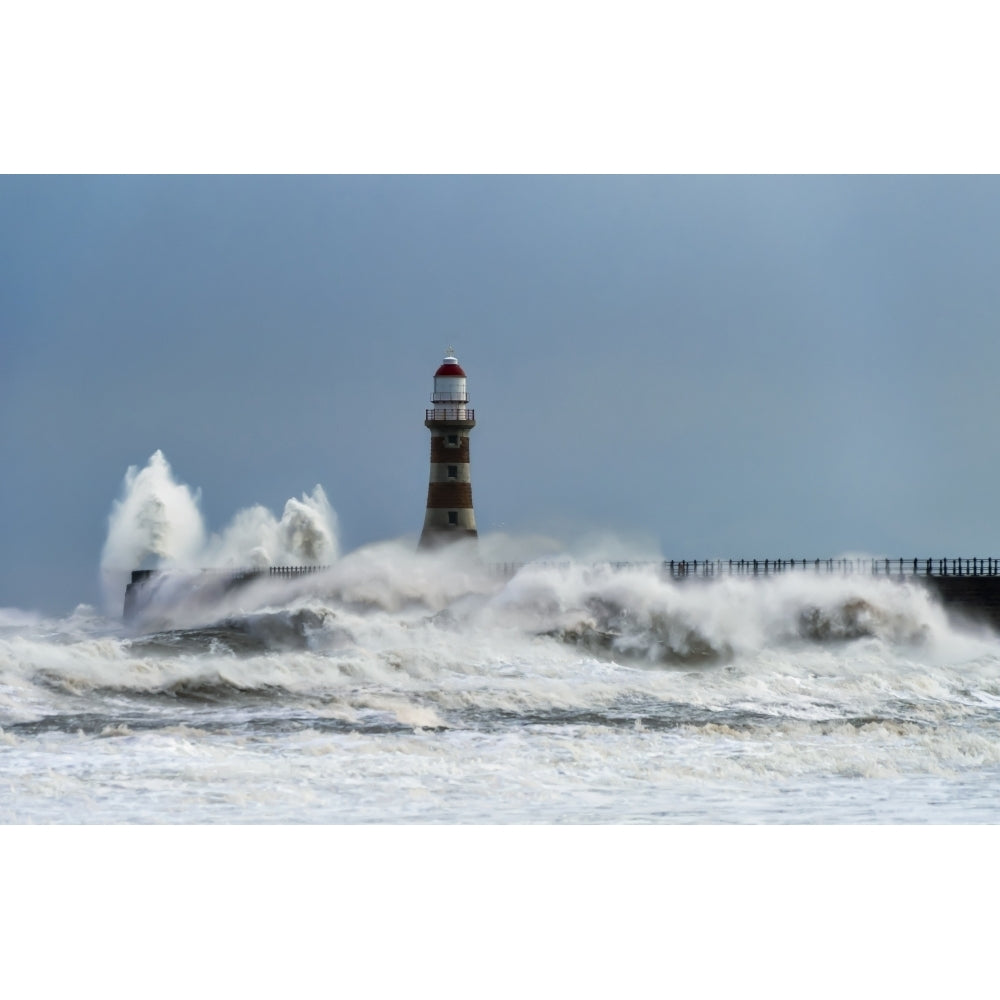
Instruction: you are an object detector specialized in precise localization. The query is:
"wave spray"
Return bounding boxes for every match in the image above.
[100,450,338,613]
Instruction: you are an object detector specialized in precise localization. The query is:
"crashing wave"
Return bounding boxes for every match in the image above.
[797,598,931,644]
[541,596,733,665]
[126,607,347,657]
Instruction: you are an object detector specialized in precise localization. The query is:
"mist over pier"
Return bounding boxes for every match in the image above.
[124,555,1000,630]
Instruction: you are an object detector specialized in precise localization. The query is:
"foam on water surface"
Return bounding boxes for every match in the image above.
[5,551,1000,822]
[5,451,1000,822]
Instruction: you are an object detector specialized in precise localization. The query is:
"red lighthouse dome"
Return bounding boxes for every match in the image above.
[434,358,466,378]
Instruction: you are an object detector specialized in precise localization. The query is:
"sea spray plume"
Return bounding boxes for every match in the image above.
[102,450,205,568]
[102,451,341,620]
[100,451,205,610]
[203,486,339,569]
[279,488,338,563]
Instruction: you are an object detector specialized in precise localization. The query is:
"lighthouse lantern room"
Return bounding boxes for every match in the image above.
[419,349,478,549]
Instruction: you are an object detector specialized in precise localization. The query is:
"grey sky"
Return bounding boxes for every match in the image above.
[4,175,1000,613]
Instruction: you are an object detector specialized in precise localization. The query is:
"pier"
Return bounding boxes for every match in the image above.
[123,565,329,621]
[124,558,1000,629]
[490,557,1000,629]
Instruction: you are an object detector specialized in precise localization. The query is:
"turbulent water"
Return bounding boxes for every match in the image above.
[4,450,1000,823]
[4,549,1000,823]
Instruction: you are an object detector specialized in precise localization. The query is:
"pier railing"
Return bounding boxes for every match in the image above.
[128,565,330,586]
[490,558,1000,579]
[131,559,1000,585]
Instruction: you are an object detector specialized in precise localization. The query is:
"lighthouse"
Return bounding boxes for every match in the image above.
[419,349,478,549]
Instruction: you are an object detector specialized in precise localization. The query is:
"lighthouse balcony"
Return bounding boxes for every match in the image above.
[426,407,475,425]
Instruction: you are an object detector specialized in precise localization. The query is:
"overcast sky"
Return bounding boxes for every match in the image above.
[4,174,1000,613]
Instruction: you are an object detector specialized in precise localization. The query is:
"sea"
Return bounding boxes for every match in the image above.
[4,549,1000,825]
[5,450,1000,829]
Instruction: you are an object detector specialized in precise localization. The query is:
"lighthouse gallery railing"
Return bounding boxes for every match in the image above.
[426,407,475,421]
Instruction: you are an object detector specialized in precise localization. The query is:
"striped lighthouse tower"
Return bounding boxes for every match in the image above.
[419,349,478,549]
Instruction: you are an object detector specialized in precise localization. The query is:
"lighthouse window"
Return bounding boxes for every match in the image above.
[447,465,458,479]
[446,434,458,446]
[448,511,458,525]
